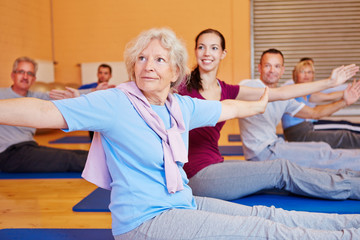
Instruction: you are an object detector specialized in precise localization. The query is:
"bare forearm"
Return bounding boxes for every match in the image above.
[309,91,343,104]
[273,64,358,101]
[238,79,339,102]
[296,99,347,120]
[270,78,333,101]
[313,100,347,119]
[218,99,266,122]
[0,98,67,129]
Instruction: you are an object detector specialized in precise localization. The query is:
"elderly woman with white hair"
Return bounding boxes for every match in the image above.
[1,28,360,239]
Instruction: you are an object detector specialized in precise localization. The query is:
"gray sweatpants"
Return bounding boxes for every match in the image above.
[283,121,360,149]
[188,158,360,200]
[115,196,360,239]
[249,138,360,171]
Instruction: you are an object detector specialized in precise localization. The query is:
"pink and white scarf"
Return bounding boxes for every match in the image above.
[82,81,188,193]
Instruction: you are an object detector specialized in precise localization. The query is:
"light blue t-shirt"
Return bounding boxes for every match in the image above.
[280,80,348,130]
[238,80,304,159]
[281,95,316,129]
[52,88,221,235]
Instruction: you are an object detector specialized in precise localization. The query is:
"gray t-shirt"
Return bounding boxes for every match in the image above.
[238,79,305,159]
[0,87,51,152]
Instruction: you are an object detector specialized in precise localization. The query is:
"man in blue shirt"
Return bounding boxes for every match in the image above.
[78,64,114,93]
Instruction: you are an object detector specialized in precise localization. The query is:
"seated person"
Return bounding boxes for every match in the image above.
[282,59,360,148]
[51,63,116,99]
[51,64,116,139]
[78,63,116,94]
[0,57,87,173]
[179,28,360,202]
[1,28,360,240]
[238,49,360,171]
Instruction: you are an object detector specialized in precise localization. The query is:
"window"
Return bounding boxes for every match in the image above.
[251,0,360,84]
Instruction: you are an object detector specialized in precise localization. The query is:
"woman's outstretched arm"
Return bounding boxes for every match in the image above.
[218,87,268,122]
[237,64,359,101]
[0,98,67,129]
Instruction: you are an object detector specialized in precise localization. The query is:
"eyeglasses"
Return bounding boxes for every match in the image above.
[14,70,36,77]
[299,70,314,75]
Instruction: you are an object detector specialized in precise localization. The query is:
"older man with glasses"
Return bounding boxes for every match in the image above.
[0,56,88,173]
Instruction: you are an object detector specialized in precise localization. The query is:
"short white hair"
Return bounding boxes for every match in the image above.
[124,28,189,89]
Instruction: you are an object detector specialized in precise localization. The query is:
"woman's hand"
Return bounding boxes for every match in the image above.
[93,82,116,91]
[256,86,269,114]
[49,87,80,100]
[329,64,359,87]
[343,79,360,106]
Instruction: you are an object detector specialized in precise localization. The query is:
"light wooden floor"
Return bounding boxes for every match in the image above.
[0,130,111,229]
[0,119,244,230]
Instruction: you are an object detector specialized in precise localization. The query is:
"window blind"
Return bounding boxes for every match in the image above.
[251,0,360,83]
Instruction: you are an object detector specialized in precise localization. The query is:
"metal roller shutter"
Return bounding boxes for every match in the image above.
[251,0,360,114]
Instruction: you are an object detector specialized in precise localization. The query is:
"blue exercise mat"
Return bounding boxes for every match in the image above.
[0,172,82,179]
[0,228,113,240]
[230,194,360,214]
[73,187,360,214]
[73,188,111,212]
[218,145,244,156]
[49,136,91,144]
[228,134,242,142]
[228,134,284,142]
